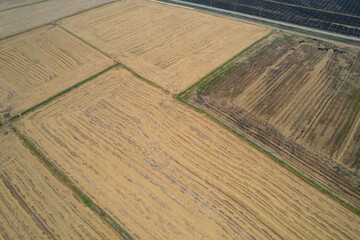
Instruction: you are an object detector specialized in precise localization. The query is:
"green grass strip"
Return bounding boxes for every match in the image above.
[58,25,172,95]
[0,0,50,13]
[0,1,118,41]
[175,26,360,216]
[58,25,114,60]
[9,63,119,123]
[178,30,274,102]
[118,63,171,95]
[175,95,360,216]
[11,126,133,240]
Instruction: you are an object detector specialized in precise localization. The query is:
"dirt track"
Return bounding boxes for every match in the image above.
[15,67,360,239]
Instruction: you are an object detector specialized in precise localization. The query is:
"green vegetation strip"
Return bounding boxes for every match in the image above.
[175,95,360,216]
[0,0,50,13]
[178,30,274,102]
[0,0,118,41]
[58,25,114,60]
[176,32,360,216]
[9,63,119,123]
[11,126,133,240]
[59,25,171,95]
[118,63,171,95]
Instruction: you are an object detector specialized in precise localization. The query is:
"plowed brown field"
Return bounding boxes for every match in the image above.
[15,67,360,239]
[0,127,120,239]
[59,0,270,93]
[0,25,114,124]
[185,32,360,205]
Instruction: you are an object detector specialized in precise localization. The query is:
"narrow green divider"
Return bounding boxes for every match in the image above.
[0,0,118,41]
[9,63,119,123]
[11,126,133,240]
[175,95,360,216]
[0,0,50,13]
[175,30,360,216]
[58,25,114,60]
[58,25,172,95]
[118,63,171,95]
[178,30,274,101]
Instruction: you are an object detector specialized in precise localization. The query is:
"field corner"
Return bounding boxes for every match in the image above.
[174,30,360,217]
[10,125,134,240]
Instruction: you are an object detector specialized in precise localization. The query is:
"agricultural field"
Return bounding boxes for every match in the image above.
[59,0,270,93]
[0,0,46,12]
[0,127,120,239]
[178,0,360,37]
[184,31,360,204]
[0,25,114,124]
[14,67,360,239]
[0,0,114,39]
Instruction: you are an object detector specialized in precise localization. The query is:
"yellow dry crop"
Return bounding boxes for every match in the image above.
[15,67,360,239]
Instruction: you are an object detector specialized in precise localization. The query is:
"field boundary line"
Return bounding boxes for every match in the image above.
[0,0,118,41]
[57,25,171,95]
[9,63,119,123]
[178,30,275,101]
[57,25,115,60]
[118,63,171,95]
[174,96,360,216]
[175,31,360,216]
[10,126,133,240]
[0,0,50,13]
[155,0,360,47]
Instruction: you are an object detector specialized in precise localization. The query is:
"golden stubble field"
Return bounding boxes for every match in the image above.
[0,0,114,39]
[15,67,360,239]
[0,127,120,239]
[0,25,114,124]
[59,0,270,93]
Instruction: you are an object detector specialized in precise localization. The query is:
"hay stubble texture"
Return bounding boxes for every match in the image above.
[59,0,270,93]
[0,0,114,39]
[15,67,360,239]
[0,25,114,123]
[187,32,360,204]
[0,127,120,239]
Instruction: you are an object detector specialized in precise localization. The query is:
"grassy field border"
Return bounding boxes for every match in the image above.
[59,25,171,95]
[11,126,133,240]
[178,30,274,101]
[3,0,359,229]
[176,33,360,216]
[175,96,360,216]
[58,25,114,60]
[0,0,118,41]
[0,0,50,13]
[9,63,119,123]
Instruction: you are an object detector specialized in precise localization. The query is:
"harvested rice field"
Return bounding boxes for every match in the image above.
[0,0,114,39]
[0,0,45,12]
[0,127,120,239]
[0,25,114,124]
[14,67,360,239]
[183,31,360,205]
[59,0,270,93]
